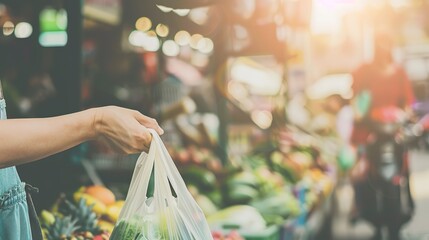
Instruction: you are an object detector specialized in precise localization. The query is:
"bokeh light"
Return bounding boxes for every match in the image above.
[228,81,248,101]
[162,40,180,57]
[56,9,68,30]
[128,30,145,47]
[135,17,152,32]
[155,24,169,37]
[3,21,14,36]
[197,37,214,54]
[39,32,68,47]
[251,110,273,129]
[142,31,160,52]
[174,30,191,46]
[156,5,173,13]
[190,34,203,49]
[128,30,160,52]
[14,22,33,39]
[174,9,191,16]
[189,7,210,25]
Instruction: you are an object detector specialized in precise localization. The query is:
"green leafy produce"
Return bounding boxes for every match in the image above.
[253,167,285,196]
[206,191,222,207]
[227,171,259,188]
[225,170,261,205]
[110,214,190,240]
[227,185,259,205]
[110,217,165,240]
[250,192,300,218]
[270,152,301,183]
[181,166,217,192]
[110,220,141,240]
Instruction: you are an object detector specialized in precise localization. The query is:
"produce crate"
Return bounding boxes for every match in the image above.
[241,225,280,240]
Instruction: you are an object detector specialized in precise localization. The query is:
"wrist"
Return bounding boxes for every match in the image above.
[88,107,104,139]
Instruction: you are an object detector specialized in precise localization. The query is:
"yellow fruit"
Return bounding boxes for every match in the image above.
[98,220,115,233]
[74,192,107,215]
[106,204,122,223]
[76,186,86,193]
[40,210,55,226]
[84,185,116,206]
[114,200,125,208]
[42,228,48,240]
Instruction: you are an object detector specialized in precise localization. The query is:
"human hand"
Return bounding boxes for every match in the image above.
[93,106,164,153]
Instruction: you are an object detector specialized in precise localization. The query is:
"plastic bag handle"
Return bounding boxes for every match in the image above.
[150,129,213,239]
[118,136,156,220]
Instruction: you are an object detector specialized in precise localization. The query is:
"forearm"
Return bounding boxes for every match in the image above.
[0,108,97,168]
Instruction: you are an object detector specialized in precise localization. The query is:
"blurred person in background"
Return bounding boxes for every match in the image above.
[0,81,164,239]
[287,74,354,141]
[350,30,415,240]
[351,31,415,143]
[305,74,355,144]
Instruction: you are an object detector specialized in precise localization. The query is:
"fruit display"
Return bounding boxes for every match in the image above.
[167,144,224,174]
[162,123,338,239]
[40,185,124,240]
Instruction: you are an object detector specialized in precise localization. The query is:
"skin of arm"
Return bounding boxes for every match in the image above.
[0,106,163,168]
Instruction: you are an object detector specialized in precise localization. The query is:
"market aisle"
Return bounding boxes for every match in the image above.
[332,150,429,240]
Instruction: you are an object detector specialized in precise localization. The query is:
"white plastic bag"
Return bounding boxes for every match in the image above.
[110,129,213,240]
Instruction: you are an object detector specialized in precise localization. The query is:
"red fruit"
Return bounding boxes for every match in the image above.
[177,150,190,164]
[207,159,222,172]
[212,231,222,238]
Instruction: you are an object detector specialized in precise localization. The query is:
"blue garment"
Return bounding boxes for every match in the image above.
[0,96,32,239]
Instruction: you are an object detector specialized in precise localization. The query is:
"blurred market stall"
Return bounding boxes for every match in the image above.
[2,0,429,239]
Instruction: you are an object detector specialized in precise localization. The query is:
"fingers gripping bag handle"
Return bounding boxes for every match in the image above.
[111,129,213,240]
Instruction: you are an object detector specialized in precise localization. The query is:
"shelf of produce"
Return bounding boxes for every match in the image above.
[281,188,335,240]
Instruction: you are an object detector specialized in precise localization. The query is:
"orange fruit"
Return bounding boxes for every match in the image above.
[84,185,116,206]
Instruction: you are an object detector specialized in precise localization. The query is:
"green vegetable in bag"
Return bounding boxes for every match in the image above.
[110,219,142,240]
[110,217,168,240]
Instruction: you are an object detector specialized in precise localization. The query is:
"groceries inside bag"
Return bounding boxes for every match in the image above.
[110,129,213,240]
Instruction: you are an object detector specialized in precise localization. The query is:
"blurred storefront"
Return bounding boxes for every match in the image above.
[1,0,429,239]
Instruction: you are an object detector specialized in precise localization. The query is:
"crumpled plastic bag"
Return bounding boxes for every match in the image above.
[110,129,213,240]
